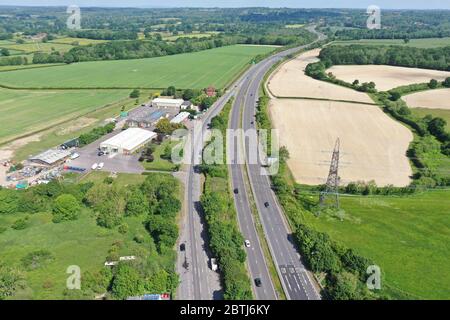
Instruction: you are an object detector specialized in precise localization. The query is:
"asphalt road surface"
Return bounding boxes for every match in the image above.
[229,65,278,300]
[230,27,326,300]
[178,26,326,300]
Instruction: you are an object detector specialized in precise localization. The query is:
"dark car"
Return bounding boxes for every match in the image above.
[234,188,239,194]
[180,243,186,252]
[97,151,105,156]
[264,202,270,208]
[254,278,262,287]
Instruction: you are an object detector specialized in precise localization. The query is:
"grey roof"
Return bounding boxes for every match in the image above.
[128,108,165,123]
[30,149,71,165]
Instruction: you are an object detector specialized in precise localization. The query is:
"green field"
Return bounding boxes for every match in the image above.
[0,88,130,144]
[411,108,450,131]
[0,42,74,54]
[49,37,108,46]
[0,45,276,89]
[331,37,450,48]
[304,190,450,299]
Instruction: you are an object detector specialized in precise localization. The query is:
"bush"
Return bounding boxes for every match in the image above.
[111,263,145,300]
[52,194,80,223]
[21,250,54,271]
[118,223,128,234]
[133,234,145,243]
[11,217,29,230]
[129,89,140,99]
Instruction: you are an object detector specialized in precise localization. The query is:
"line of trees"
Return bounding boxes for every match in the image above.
[319,45,450,71]
[32,36,241,64]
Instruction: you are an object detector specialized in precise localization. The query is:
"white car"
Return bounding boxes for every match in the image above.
[97,162,104,170]
[210,258,218,271]
[91,163,98,170]
[70,153,80,160]
[245,240,251,248]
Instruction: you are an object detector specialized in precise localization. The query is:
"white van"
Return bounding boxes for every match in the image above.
[98,162,104,170]
[91,163,98,170]
[70,153,80,160]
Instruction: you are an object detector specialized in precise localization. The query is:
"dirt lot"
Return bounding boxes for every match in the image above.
[270,99,413,186]
[403,88,450,110]
[327,65,450,92]
[267,49,373,103]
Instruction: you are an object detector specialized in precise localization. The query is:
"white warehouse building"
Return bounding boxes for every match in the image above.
[170,112,190,124]
[100,128,156,155]
[151,98,184,109]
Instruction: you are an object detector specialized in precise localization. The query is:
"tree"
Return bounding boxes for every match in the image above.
[52,194,80,223]
[389,91,402,101]
[125,188,149,216]
[129,89,140,99]
[0,189,20,215]
[111,264,145,300]
[428,79,439,89]
[0,48,10,57]
[443,77,450,88]
[96,197,125,228]
[146,214,178,249]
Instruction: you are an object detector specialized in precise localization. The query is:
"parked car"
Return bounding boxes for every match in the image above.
[255,278,262,287]
[91,163,98,170]
[70,153,80,160]
[245,240,251,248]
[97,162,104,170]
[264,202,270,208]
[97,151,105,156]
[210,258,218,271]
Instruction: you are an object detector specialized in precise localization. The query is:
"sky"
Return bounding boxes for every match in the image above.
[2,0,450,10]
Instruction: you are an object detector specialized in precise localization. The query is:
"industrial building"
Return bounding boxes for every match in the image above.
[151,98,184,109]
[126,109,168,128]
[29,149,71,166]
[100,128,157,155]
[170,112,190,124]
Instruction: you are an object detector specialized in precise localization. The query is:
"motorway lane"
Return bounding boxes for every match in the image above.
[178,26,325,300]
[177,88,246,300]
[241,47,321,300]
[229,67,278,300]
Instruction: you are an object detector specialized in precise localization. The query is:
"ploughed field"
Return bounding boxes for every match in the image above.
[0,45,275,90]
[270,99,413,186]
[268,49,373,103]
[402,88,450,110]
[0,88,129,144]
[326,65,450,91]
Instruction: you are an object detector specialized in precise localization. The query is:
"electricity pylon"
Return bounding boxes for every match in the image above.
[319,138,340,209]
